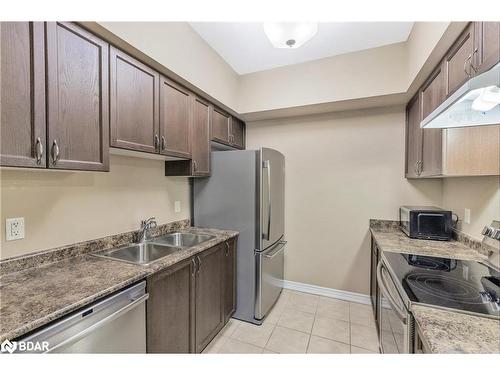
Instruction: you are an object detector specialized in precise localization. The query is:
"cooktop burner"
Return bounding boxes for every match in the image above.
[383,252,500,317]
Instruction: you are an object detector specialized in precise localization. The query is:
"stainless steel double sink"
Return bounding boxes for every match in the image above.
[94,232,215,266]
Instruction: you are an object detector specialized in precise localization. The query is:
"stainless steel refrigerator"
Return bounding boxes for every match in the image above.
[193,148,285,324]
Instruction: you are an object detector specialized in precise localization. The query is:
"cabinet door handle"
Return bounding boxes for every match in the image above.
[464,54,472,77]
[196,256,201,274]
[51,140,60,165]
[154,134,159,150]
[191,258,196,276]
[35,137,43,165]
[161,136,166,151]
[414,161,419,175]
[471,48,479,73]
[225,241,230,256]
[193,160,197,172]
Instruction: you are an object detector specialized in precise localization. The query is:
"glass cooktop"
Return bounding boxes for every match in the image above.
[383,252,500,318]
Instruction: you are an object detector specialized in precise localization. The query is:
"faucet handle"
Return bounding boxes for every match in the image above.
[141,217,157,229]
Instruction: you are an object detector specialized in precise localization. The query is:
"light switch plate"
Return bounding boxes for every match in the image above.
[6,218,25,241]
[464,208,471,224]
[174,201,181,213]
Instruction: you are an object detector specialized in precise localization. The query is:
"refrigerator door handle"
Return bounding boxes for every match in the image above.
[263,160,271,241]
[263,241,287,258]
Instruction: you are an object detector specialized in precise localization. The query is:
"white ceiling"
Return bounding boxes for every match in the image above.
[189,22,414,75]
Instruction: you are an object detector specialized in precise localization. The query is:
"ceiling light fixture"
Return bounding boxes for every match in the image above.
[263,22,318,49]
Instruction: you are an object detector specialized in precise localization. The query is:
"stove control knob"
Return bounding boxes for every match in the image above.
[482,226,492,236]
[493,229,500,241]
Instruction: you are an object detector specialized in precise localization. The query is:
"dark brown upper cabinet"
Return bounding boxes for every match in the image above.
[146,257,195,354]
[159,76,192,158]
[46,22,109,171]
[445,23,474,97]
[419,63,444,177]
[211,106,231,145]
[405,94,422,178]
[223,238,237,323]
[190,97,211,176]
[110,46,160,154]
[164,96,211,177]
[231,117,246,149]
[473,22,500,75]
[211,106,246,149]
[195,244,224,353]
[421,61,446,119]
[1,22,46,168]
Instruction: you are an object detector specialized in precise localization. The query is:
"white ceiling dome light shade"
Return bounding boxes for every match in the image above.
[263,23,318,49]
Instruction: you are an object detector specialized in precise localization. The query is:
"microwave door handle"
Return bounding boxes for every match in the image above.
[263,160,271,241]
[376,262,407,324]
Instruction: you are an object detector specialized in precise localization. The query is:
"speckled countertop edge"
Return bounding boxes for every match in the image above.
[369,220,486,262]
[411,304,500,354]
[0,226,238,342]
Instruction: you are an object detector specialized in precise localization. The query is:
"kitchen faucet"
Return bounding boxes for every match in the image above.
[138,217,157,243]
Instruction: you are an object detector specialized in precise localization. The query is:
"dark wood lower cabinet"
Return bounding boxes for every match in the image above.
[146,238,237,353]
[195,244,225,353]
[223,238,237,323]
[146,258,195,353]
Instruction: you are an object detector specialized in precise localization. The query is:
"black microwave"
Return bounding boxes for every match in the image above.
[399,206,453,241]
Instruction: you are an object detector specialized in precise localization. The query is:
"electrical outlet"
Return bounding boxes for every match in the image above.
[464,208,471,224]
[6,218,25,241]
[174,201,181,213]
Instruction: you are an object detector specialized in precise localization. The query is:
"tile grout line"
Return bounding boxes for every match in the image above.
[305,298,320,353]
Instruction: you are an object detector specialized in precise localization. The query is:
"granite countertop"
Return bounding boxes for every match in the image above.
[412,305,500,354]
[0,227,238,342]
[370,226,485,261]
[370,220,499,354]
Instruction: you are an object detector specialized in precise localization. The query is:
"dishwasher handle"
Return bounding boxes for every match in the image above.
[376,261,407,324]
[45,293,149,353]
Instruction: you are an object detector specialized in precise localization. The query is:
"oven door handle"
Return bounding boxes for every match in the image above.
[377,261,407,324]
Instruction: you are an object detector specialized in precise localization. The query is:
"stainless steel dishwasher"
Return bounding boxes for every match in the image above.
[17,281,148,353]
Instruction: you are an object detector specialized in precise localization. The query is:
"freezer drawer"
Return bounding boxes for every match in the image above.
[255,240,286,320]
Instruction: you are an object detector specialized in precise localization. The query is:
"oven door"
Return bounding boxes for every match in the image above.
[377,260,414,353]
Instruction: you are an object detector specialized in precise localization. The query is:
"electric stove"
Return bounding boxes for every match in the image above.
[382,252,500,318]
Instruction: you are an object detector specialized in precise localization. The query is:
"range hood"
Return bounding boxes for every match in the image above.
[421,62,500,129]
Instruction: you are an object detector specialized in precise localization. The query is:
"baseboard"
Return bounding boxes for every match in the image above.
[282,280,372,305]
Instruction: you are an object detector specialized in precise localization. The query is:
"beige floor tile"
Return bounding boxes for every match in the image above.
[262,349,279,354]
[265,326,310,353]
[312,316,350,344]
[231,321,275,348]
[277,308,315,333]
[218,337,263,354]
[219,318,240,337]
[350,323,379,352]
[307,335,350,354]
[351,345,379,354]
[349,302,376,327]
[202,333,227,354]
[285,291,319,314]
[316,297,350,321]
[264,304,285,324]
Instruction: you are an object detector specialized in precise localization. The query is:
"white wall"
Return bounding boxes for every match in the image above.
[246,107,443,294]
[0,155,190,259]
[237,43,409,114]
[442,177,500,240]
